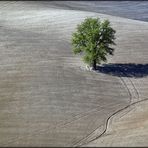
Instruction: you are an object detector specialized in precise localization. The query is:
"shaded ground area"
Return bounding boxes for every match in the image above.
[48,1,148,22]
[97,63,148,78]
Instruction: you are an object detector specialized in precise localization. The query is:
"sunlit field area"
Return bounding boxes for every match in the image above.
[0,1,148,147]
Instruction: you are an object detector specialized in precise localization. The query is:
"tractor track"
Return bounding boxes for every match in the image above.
[78,97,148,147]
[73,72,141,147]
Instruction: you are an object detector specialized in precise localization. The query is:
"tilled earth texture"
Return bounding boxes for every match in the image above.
[0,1,148,147]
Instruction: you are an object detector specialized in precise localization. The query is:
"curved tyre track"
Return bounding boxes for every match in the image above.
[86,97,148,146]
[74,74,139,146]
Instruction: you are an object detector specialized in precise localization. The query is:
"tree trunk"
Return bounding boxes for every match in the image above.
[92,59,96,70]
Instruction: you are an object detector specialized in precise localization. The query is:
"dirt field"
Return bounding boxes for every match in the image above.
[0,1,148,147]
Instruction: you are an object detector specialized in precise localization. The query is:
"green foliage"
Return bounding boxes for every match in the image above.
[71,17,116,69]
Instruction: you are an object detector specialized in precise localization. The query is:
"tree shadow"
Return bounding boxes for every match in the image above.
[96,63,148,78]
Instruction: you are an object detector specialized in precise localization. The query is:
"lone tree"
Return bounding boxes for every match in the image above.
[72,17,116,70]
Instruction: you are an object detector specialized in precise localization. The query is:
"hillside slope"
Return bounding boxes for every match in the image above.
[0,1,148,147]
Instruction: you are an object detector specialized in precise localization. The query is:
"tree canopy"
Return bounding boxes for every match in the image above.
[71,17,116,70]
